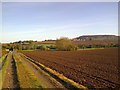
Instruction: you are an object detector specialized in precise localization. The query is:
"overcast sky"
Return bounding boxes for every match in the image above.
[2,2,118,43]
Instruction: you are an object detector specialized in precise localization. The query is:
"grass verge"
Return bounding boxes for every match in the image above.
[1,53,10,89]
[78,48,104,51]
[13,53,44,89]
[0,54,8,89]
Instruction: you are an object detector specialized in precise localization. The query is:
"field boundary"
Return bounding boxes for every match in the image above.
[13,52,44,88]
[17,53,66,88]
[19,53,87,89]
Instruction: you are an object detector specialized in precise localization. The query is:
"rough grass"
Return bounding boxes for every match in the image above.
[19,53,65,88]
[1,53,10,88]
[0,54,7,64]
[0,54,8,89]
[13,53,44,89]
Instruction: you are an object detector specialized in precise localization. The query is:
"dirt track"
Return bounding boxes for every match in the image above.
[2,52,20,89]
[2,52,71,89]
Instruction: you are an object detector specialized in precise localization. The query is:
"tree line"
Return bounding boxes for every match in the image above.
[2,37,119,51]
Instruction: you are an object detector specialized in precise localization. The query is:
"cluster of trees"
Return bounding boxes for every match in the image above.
[2,43,56,51]
[2,44,15,51]
[14,40,37,44]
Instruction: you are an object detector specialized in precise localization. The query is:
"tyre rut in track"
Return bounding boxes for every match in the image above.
[2,52,20,89]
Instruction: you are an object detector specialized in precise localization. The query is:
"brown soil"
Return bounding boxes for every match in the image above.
[19,48,120,88]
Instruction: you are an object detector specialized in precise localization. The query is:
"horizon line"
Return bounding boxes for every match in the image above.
[1,34,119,44]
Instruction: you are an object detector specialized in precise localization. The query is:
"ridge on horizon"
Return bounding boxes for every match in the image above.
[1,34,118,44]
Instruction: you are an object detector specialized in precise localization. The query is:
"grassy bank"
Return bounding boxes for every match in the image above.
[0,54,8,89]
[13,53,44,88]
[1,53,10,88]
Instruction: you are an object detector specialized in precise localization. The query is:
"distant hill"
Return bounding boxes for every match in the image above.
[2,35,119,45]
[75,35,118,41]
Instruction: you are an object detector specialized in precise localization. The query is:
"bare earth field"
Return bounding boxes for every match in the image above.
[19,48,119,88]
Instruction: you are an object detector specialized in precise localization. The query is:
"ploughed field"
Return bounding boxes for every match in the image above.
[19,48,119,88]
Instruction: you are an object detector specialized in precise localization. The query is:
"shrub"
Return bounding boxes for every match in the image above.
[56,37,77,51]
